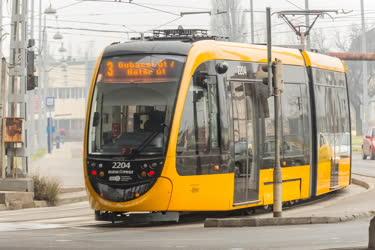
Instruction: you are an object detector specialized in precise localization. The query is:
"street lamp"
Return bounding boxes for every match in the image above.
[44,4,56,15]
[53,31,63,40]
[58,43,67,53]
[37,1,58,152]
[53,16,63,40]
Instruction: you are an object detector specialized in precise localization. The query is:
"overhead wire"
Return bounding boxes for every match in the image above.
[284,0,304,10]
[81,0,180,16]
[46,25,137,34]
[147,16,183,31]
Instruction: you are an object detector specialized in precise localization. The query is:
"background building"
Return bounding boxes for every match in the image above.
[47,57,95,141]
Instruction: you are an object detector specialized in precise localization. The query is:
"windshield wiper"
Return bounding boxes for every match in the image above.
[129,130,162,159]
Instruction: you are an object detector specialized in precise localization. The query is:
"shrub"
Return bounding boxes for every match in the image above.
[32,175,61,206]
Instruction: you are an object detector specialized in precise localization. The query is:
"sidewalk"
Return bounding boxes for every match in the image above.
[206,174,375,227]
[29,142,84,188]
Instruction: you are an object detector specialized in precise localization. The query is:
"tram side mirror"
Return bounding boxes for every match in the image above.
[92,112,100,127]
[215,62,228,74]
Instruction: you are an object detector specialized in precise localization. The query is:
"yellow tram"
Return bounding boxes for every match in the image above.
[84,30,351,220]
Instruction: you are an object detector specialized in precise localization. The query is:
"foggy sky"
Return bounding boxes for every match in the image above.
[1,0,375,60]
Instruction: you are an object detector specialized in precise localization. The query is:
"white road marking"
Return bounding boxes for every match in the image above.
[0,222,63,232]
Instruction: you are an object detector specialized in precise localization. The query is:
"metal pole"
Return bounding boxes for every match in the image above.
[226,0,232,41]
[267,7,283,218]
[249,0,254,43]
[0,0,3,57]
[266,8,272,96]
[27,0,35,155]
[361,0,368,134]
[301,32,306,51]
[37,0,45,149]
[7,0,29,177]
[0,1,4,178]
[305,0,310,50]
[43,15,52,153]
[0,58,6,178]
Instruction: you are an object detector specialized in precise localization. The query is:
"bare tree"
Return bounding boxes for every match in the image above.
[310,28,330,52]
[210,0,247,42]
[308,24,374,134]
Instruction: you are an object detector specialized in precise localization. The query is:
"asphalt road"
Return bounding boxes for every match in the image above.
[0,215,371,250]
[352,152,375,177]
[0,150,370,249]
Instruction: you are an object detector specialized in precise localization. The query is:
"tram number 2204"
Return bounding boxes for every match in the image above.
[112,162,131,169]
[237,65,247,76]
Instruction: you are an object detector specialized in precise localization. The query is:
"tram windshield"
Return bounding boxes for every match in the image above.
[88,54,185,156]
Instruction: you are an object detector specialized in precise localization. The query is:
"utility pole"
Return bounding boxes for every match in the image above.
[249,0,254,43]
[37,0,44,149]
[7,0,29,176]
[360,0,368,134]
[0,59,6,178]
[27,0,35,155]
[0,0,3,57]
[304,0,311,50]
[267,7,283,218]
[0,0,5,177]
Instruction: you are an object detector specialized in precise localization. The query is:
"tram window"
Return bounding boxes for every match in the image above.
[177,61,229,176]
[314,69,350,161]
[281,82,310,166]
[278,65,311,166]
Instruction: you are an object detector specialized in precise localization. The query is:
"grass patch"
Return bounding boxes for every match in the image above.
[32,175,61,206]
[352,135,363,153]
[31,148,47,161]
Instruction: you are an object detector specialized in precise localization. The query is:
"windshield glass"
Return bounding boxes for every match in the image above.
[88,54,185,156]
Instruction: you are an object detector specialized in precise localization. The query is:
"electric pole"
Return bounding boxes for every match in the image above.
[360,0,368,134]
[266,7,283,218]
[27,0,36,155]
[0,0,5,177]
[249,0,254,43]
[0,0,3,57]
[7,0,29,176]
[305,0,311,50]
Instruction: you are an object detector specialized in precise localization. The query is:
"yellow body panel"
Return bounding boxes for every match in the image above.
[316,161,332,195]
[84,41,351,213]
[302,51,346,72]
[260,166,310,205]
[316,143,334,195]
[339,158,351,187]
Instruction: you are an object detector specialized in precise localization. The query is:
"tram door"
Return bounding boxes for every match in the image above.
[231,80,260,204]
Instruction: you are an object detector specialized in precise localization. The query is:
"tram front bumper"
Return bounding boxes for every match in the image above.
[86,176,173,212]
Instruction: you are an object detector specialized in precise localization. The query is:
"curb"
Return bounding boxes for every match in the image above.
[57,195,88,206]
[60,187,85,194]
[352,177,372,190]
[204,211,375,227]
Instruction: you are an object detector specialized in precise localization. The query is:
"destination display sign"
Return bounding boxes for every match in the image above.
[98,55,184,83]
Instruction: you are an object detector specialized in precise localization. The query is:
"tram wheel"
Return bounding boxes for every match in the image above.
[242,208,255,216]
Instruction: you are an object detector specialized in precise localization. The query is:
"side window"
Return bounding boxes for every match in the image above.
[177,61,229,176]
[281,66,311,166]
[314,69,350,160]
